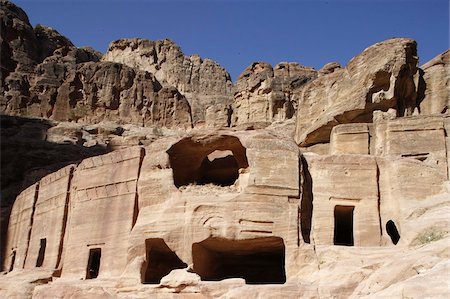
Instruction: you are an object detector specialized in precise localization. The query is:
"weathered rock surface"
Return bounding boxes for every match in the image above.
[1,1,450,298]
[295,38,421,146]
[233,62,317,127]
[419,50,450,115]
[103,38,234,127]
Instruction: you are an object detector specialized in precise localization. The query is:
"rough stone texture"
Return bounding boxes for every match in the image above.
[330,123,371,155]
[295,38,420,146]
[62,147,143,279]
[3,183,38,272]
[233,62,317,127]
[24,165,74,271]
[1,1,450,298]
[305,154,381,246]
[419,50,450,115]
[103,38,234,127]
[2,127,449,298]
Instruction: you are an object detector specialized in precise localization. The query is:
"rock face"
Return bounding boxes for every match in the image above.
[2,119,450,298]
[103,38,234,127]
[419,50,450,115]
[295,38,421,146]
[1,1,450,298]
[233,62,317,127]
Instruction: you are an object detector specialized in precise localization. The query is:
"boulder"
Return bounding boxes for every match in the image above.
[295,38,420,146]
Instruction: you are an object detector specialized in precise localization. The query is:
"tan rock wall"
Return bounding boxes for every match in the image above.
[24,165,74,270]
[62,147,143,279]
[305,154,381,246]
[4,184,38,271]
[419,50,450,115]
[330,123,370,155]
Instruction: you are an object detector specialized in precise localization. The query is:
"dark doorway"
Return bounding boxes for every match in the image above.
[334,205,354,246]
[9,250,16,272]
[143,239,187,284]
[386,220,400,245]
[86,248,101,279]
[192,237,286,284]
[36,238,46,267]
[199,154,239,186]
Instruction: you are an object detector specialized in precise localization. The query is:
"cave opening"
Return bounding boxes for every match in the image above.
[167,135,248,188]
[334,205,354,246]
[386,220,400,245]
[36,238,46,267]
[142,238,187,284]
[86,248,101,279]
[192,237,286,284]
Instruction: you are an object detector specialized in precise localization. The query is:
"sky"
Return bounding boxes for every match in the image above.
[14,0,450,81]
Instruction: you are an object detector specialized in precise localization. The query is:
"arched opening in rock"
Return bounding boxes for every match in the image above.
[386,220,400,245]
[167,135,249,188]
[334,205,354,246]
[36,238,46,267]
[142,238,187,284]
[86,248,101,279]
[192,237,286,284]
[9,250,16,272]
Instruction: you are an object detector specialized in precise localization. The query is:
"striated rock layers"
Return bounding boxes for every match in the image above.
[103,38,234,127]
[232,62,317,127]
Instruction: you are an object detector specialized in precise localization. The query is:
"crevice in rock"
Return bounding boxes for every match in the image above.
[23,183,39,268]
[300,155,313,244]
[55,166,74,272]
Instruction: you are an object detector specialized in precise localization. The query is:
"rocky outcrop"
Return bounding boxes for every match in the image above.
[51,61,192,128]
[233,62,317,127]
[419,50,450,115]
[103,38,234,127]
[295,38,420,146]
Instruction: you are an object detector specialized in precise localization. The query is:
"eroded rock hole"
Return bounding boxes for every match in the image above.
[167,135,249,188]
[334,205,354,246]
[386,220,400,245]
[142,238,187,284]
[192,237,286,284]
[86,248,101,279]
[199,151,239,186]
[36,238,46,267]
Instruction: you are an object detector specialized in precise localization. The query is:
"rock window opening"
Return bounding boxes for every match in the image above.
[386,220,400,245]
[36,238,46,267]
[9,250,16,272]
[334,205,354,246]
[86,248,101,279]
[199,151,239,186]
[142,238,187,284]
[192,237,286,284]
[167,135,249,188]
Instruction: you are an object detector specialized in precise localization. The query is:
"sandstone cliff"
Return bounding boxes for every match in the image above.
[233,62,317,128]
[103,38,234,127]
[1,1,450,298]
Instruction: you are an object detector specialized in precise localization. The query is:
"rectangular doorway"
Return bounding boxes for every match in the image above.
[36,238,46,267]
[334,205,354,246]
[86,248,101,279]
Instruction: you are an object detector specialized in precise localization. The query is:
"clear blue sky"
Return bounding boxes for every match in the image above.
[14,0,449,81]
